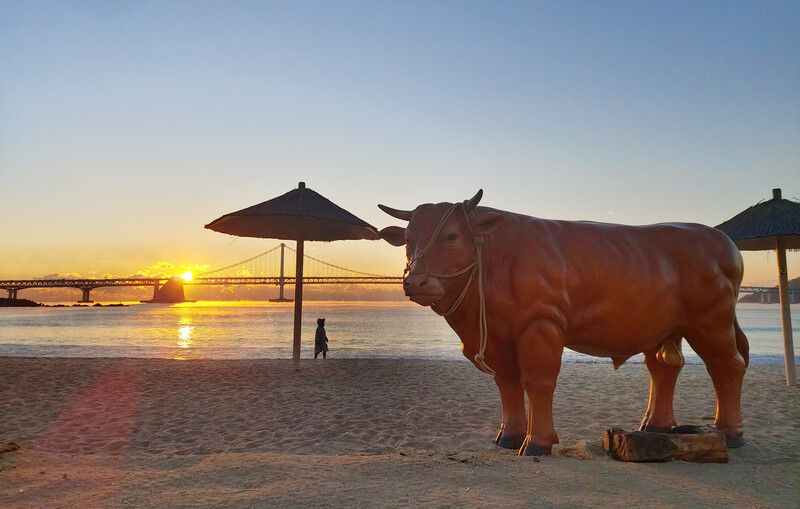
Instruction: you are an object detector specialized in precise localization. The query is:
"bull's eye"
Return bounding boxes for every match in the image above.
[446,233,458,242]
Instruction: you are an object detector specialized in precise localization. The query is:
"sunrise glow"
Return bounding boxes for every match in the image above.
[181,271,194,282]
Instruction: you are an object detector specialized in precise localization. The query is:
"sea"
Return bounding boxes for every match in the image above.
[0,301,797,365]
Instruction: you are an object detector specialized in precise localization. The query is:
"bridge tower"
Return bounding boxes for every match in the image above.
[269,243,294,302]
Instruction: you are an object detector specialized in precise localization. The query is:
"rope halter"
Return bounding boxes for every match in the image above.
[405,201,495,376]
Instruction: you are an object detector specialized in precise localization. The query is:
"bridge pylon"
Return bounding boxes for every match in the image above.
[269,243,294,303]
[78,287,93,303]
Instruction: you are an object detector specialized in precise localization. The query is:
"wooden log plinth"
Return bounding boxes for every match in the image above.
[603,425,728,463]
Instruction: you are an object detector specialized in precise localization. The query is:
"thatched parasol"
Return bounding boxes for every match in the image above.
[205,182,379,370]
[717,188,800,385]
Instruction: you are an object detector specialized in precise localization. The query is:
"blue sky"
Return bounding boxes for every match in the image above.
[1,0,798,291]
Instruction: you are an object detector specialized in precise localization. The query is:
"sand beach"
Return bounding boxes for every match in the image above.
[1,357,798,508]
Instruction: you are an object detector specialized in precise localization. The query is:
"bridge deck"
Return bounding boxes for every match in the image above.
[0,276,403,290]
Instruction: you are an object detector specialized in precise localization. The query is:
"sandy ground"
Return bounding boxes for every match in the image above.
[0,357,798,508]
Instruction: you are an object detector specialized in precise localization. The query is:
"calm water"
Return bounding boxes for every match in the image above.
[0,301,797,364]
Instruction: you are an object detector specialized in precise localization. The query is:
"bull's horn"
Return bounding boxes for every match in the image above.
[378,204,413,221]
[463,189,483,213]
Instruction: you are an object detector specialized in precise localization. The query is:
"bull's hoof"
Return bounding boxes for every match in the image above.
[640,424,673,434]
[722,431,746,448]
[518,436,552,456]
[713,425,746,448]
[494,426,526,450]
[495,433,525,450]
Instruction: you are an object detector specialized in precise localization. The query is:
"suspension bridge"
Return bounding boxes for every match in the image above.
[0,243,403,303]
[1,244,796,303]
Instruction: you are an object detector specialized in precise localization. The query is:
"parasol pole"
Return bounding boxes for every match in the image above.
[292,181,307,371]
[293,237,304,371]
[775,236,796,386]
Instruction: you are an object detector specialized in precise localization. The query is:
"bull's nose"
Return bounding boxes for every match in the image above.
[404,273,427,288]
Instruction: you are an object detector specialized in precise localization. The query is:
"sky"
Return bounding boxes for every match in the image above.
[1,0,799,301]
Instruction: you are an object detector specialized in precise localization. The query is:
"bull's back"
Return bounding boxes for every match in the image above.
[560,221,743,300]
[500,216,742,356]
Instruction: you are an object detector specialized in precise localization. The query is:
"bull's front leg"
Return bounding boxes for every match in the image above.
[517,320,564,456]
[493,375,526,449]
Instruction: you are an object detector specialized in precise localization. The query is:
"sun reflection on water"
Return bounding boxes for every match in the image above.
[177,325,194,348]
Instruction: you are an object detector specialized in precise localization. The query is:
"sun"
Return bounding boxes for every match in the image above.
[181,271,194,282]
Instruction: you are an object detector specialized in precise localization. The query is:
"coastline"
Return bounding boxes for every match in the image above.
[1,358,798,507]
[2,301,798,363]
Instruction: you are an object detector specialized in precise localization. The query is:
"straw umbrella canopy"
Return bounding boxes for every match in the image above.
[716,188,800,385]
[205,182,379,370]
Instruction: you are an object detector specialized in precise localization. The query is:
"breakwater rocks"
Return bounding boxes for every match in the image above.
[0,298,128,308]
[0,298,43,307]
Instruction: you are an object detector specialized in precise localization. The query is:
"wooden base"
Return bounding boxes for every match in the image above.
[603,426,728,463]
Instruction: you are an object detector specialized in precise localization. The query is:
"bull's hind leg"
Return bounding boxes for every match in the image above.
[493,376,526,449]
[640,334,684,433]
[685,324,747,447]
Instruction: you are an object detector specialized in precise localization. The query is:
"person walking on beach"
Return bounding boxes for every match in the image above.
[314,318,329,359]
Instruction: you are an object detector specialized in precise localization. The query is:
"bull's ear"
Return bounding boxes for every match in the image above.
[470,212,503,236]
[378,226,407,246]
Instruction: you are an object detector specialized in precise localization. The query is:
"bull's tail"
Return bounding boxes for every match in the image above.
[734,317,749,368]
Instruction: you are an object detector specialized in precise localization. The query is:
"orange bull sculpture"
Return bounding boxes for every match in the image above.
[378,190,748,455]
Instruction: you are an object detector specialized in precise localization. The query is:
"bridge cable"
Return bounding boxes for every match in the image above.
[280,244,394,277]
[199,245,283,276]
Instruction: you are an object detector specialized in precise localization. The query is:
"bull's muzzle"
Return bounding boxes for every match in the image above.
[403,271,445,306]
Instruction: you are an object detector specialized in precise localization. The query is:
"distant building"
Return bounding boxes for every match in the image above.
[739,277,800,304]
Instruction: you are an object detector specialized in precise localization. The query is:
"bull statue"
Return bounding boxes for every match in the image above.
[378,190,748,456]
